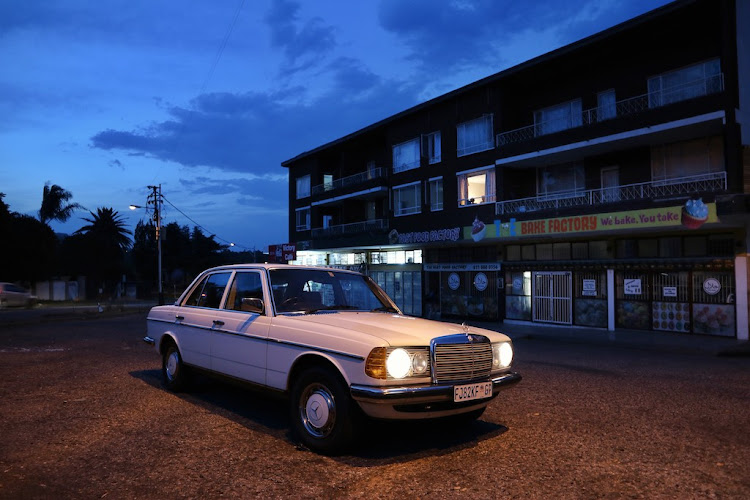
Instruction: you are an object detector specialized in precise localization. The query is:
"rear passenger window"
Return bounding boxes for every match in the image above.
[184,272,231,309]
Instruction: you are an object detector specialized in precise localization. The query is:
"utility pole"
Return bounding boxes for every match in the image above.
[147,185,163,305]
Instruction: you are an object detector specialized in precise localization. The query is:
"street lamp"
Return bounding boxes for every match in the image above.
[130,184,163,305]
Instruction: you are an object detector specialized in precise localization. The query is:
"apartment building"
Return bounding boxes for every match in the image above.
[282,0,750,340]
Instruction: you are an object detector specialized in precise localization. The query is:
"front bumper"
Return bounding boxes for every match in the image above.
[350,371,522,407]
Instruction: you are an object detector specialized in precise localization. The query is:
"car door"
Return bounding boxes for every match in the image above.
[209,270,271,385]
[174,271,232,370]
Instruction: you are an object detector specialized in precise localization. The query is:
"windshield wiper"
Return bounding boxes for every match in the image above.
[304,305,360,314]
[370,306,399,313]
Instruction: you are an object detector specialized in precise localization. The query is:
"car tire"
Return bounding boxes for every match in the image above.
[162,342,189,392]
[290,366,360,455]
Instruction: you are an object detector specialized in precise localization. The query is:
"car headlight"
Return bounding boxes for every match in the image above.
[492,341,513,369]
[365,347,431,380]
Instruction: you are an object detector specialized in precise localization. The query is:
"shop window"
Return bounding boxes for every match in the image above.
[521,245,536,261]
[506,245,521,261]
[505,271,531,321]
[652,271,691,333]
[572,242,588,260]
[553,243,571,260]
[707,235,734,256]
[616,239,637,258]
[659,237,682,258]
[574,271,607,328]
[684,236,707,257]
[638,239,658,258]
[457,114,493,156]
[392,138,421,173]
[615,271,650,330]
[589,241,608,259]
[536,244,553,260]
[692,271,735,337]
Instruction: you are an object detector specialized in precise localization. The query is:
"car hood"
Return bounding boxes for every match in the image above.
[278,311,510,346]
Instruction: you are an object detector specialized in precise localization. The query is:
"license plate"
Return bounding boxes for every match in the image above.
[453,382,493,403]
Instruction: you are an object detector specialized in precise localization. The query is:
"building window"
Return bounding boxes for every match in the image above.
[427,177,443,211]
[648,58,721,108]
[296,175,310,199]
[535,99,582,136]
[392,138,421,173]
[597,89,616,121]
[295,206,310,231]
[651,136,724,183]
[422,131,441,164]
[393,181,421,216]
[457,114,493,157]
[537,163,584,199]
[457,166,496,206]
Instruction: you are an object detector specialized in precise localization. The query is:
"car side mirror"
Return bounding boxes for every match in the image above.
[240,297,264,314]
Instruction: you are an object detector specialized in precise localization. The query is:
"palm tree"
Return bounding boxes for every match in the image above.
[39,183,82,225]
[74,207,133,298]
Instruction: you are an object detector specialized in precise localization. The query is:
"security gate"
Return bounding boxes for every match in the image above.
[533,272,572,324]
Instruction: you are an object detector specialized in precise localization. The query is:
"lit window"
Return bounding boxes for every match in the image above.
[457,115,493,157]
[392,138,421,173]
[295,206,310,231]
[534,99,582,136]
[427,177,443,211]
[393,182,421,216]
[648,58,722,107]
[457,167,495,206]
[422,131,441,164]
[296,175,310,199]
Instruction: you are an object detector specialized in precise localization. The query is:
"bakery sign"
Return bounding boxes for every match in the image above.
[464,200,718,242]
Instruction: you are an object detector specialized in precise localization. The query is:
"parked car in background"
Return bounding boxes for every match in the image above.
[0,283,36,308]
[144,264,521,454]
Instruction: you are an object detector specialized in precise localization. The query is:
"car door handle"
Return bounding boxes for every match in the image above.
[213,320,225,326]
[175,315,184,321]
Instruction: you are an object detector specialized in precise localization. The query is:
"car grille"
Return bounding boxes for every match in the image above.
[432,334,492,383]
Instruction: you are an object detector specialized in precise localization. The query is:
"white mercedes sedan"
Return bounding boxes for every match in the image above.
[144,264,520,454]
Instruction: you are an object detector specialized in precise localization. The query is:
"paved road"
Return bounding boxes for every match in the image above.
[1,313,749,498]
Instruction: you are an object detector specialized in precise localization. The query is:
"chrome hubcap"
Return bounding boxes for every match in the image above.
[300,384,335,438]
[166,352,179,381]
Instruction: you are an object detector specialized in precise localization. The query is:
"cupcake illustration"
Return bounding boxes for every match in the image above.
[471,216,486,242]
[682,198,709,229]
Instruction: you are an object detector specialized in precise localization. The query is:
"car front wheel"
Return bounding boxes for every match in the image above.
[290,366,360,455]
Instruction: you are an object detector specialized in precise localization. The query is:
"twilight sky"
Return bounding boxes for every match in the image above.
[0,0,672,251]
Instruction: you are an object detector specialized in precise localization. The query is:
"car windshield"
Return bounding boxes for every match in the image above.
[269,268,397,315]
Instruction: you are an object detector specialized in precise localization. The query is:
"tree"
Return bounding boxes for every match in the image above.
[0,194,57,282]
[39,183,82,226]
[74,207,132,298]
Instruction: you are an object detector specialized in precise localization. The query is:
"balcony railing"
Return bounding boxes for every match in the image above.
[495,171,726,215]
[311,167,385,196]
[311,218,389,238]
[496,74,724,147]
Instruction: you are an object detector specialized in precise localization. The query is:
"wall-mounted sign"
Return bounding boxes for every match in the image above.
[624,279,642,295]
[703,278,721,295]
[268,243,296,262]
[448,273,460,290]
[582,279,597,296]
[663,286,678,298]
[465,202,718,242]
[474,273,488,291]
[392,228,461,245]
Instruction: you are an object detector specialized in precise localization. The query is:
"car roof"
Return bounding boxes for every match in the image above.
[199,264,362,275]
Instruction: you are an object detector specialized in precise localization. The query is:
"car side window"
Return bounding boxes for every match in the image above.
[226,272,264,312]
[184,272,231,309]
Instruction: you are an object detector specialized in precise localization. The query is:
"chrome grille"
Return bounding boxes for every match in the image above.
[432,335,492,383]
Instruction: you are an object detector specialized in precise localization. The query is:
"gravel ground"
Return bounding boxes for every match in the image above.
[1,312,749,499]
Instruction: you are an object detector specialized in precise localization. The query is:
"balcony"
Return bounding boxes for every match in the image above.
[495,171,727,215]
[311,167,386,196]
[311,219,389,238]
[496,74,724,147]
